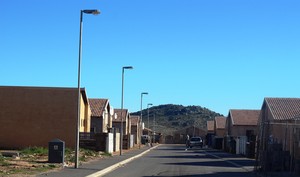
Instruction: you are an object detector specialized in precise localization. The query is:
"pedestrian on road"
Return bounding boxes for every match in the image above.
[185,134,190,150]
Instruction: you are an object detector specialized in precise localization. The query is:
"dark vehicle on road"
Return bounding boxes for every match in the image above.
[189,137,203,148]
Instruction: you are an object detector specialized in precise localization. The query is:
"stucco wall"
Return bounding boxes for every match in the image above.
[231,125,257,137]
[0,86,90,149]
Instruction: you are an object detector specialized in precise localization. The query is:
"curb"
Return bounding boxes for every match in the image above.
[86,145,160,177]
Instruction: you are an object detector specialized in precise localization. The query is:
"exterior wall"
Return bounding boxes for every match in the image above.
[127,116,131,135]
[230,125,257,137]
[226,117,233,136]
[112,122,121,134]
[91,117,103,133]
[261,105,294,152]
[216,129,225,137]
[103,108,109,133]
[131,125,138,144]
[80,93,91,132]
[0,86,90,149]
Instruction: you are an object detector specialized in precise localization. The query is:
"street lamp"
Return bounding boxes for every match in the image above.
[153,112,156,143]
[147,103,153,129]
[120,66,133,155]
[75,9,100,169]
[139,92,148,148]
[147,103,153,141]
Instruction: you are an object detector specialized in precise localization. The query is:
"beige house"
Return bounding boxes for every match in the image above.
[214,116,226,137]
[113,109,131,135]
[0,86,91,149]
[130,115,140,144]
[225,109,260,155]
[89,98,113,133]
[206,120,215,147]
[226,109,260,137]
[206,120,215,134]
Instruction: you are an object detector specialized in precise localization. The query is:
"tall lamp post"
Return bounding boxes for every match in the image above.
[120,66,133,155]
[139,92,148,148]
[75,9,100,169]
[147,103,153,141]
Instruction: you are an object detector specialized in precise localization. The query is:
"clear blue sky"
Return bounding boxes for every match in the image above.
[1,0,300,116]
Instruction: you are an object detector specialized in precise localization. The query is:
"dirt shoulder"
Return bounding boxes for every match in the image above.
[0,148,112,177]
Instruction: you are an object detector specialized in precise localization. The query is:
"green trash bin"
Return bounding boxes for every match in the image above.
[48,139,65,163]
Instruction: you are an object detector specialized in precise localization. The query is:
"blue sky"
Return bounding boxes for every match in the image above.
[1,0,300,115]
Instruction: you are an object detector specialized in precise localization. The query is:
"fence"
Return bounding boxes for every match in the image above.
[255,121,300,175]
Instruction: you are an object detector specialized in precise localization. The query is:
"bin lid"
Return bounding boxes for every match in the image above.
[49,139,64,143]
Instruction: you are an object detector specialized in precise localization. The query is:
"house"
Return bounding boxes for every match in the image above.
[225,109,260,155]
[130,115,140,145]
[213,116,226,149]
[0,86,91,149]
[113,109,131,135]
[215,116,226,137]
[256,97,300,172]
[206,120,215,147]
[207,120,215,134]
[113,109,132,149]
[89,98,113,133]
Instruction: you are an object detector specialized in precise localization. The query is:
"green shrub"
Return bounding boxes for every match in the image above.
[21,147,48,156]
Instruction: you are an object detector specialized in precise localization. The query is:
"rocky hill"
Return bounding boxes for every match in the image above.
[131,104,223,135]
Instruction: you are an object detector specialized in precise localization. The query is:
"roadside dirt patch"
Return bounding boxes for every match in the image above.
[0,149,111,177]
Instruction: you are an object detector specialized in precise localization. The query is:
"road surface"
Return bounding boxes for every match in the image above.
[103,144,256,177]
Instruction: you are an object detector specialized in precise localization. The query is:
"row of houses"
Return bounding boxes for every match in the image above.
[0,86,145,153]
[206,97,300,173]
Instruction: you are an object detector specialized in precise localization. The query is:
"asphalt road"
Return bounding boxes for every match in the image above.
[102,144,256,177]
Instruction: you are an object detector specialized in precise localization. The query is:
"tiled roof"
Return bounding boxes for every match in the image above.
[215,116,226,129]
[113,109,128,122]
[265,97,300,120]
[207,120,215,131]
[229,109,260,126]
[89,99,108,117]
[130,115,140,125]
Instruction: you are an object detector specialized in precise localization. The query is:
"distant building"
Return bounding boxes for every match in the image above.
[0,86,91,149]
[225,109,260,155]
[113,109,131,135]
[206,120,215,147]
[130,115,140,145]
[213,116,226,149]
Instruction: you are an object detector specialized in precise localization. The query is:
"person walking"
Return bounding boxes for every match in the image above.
[185,134,190,150]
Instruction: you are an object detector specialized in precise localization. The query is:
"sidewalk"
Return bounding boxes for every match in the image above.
[38,144,157,177]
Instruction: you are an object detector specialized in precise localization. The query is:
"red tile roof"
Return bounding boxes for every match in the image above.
[215,116,226,129]
[207,120,215,132]
[229,109,260,126]
[113,109,128,122]
[265,97,300,120]
[89,99,108,117]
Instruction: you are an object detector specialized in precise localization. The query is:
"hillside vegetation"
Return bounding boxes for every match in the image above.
[131,104,223,135]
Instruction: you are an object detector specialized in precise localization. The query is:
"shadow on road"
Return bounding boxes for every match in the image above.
[148,149,255,169]
[142,171,256,177]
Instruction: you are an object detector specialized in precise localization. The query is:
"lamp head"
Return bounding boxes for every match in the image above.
[123,66,133,70]
[82,9,100,15]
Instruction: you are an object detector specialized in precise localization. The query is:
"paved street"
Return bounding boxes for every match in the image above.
[103,144,256,177]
